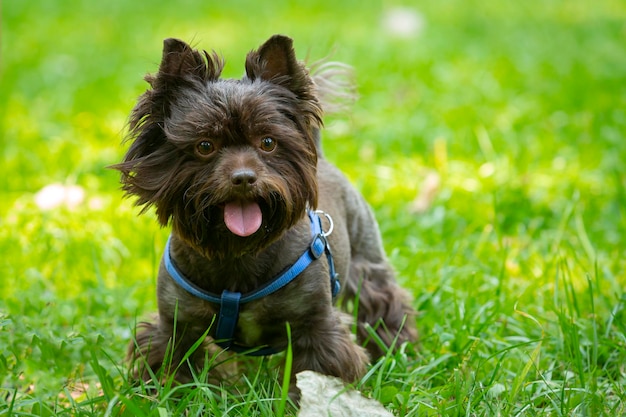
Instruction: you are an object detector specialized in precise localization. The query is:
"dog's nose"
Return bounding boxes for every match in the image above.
[231,169,257,187]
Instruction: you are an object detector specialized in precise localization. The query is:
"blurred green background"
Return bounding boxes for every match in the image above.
[1,0,625,413]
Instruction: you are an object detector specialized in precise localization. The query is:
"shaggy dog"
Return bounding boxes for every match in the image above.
[114,35,417,393]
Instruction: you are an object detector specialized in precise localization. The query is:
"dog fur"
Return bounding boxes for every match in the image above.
[114,34,416,391]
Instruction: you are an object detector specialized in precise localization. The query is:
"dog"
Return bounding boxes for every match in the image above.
[114,34,417,393]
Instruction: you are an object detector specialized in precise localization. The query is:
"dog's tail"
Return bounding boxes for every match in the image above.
[310,60,357,154]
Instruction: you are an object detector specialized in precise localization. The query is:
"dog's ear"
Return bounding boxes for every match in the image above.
[124,39,224,150]
[137,39,223,126]
[157,38,223,82]
[120,39,224,162]
[245,34,323,135]
[245,35,312,99]
[245,35,297,81]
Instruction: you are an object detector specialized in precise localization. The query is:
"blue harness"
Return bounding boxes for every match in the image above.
[163,210,340,356]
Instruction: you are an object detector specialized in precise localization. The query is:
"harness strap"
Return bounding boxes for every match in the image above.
[163,209,339,356]
[217,291,240,343]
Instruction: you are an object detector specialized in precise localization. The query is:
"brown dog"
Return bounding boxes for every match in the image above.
[115,35,416,391]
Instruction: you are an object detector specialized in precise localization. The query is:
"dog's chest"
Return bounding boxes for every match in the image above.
[237,309,263,345]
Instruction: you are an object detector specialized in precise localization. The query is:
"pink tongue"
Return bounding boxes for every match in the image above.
[223,201,262,237]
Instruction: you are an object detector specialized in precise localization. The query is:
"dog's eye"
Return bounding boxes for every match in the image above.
[259,137,276,152]
[197,140,215,156]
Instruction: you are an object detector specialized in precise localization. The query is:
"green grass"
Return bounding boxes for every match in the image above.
[1,0,625,415]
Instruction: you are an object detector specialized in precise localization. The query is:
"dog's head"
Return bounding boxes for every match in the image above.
[114,35,322,257]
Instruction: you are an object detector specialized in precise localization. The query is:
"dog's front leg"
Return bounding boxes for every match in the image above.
[128,317,213,384]
[290,308,368,391]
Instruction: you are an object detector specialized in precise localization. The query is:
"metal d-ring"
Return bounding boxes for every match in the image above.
[314,210,334,237]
